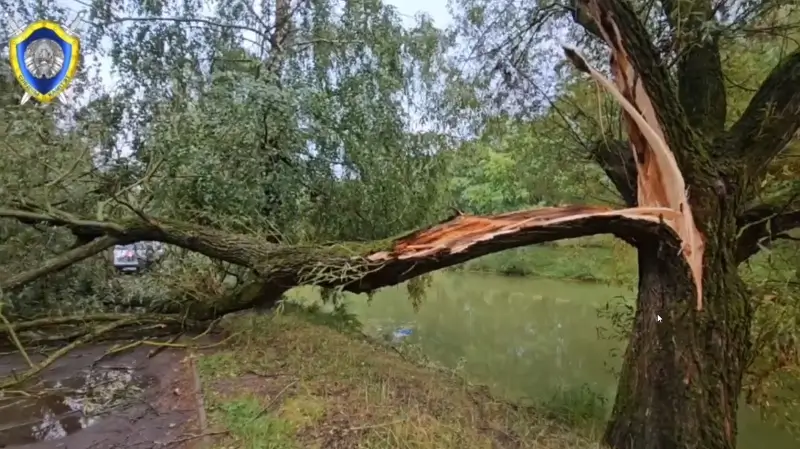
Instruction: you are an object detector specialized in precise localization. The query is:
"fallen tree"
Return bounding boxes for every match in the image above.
[1,205,682,318]
[1,0,799,448]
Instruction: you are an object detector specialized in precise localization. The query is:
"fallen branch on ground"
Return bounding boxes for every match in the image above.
[0,312,216,390]
[0,313,201,342]
[0,302,34,369]
[0,313,190,333]
[148,333,183,358]
[157,430,230,448]
[1,317,138,388]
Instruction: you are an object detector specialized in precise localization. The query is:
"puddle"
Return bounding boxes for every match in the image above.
[0,366,156,447]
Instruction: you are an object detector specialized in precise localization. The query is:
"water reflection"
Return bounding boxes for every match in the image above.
[0,366,155,447]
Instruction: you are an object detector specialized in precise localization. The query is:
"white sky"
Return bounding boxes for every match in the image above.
[393,0,452,27]
[48,0,454,95]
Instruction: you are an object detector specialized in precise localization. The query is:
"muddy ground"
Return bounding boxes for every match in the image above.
[0,343,206,449]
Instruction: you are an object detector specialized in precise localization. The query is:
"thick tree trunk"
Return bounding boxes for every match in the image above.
[604,237,752,449]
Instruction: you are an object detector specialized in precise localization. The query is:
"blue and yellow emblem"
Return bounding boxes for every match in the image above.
[9,20,80,105]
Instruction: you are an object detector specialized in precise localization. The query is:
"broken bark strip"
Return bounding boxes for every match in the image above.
[571,0,713,175]
[187,206,686,317]
[563,1,706,309]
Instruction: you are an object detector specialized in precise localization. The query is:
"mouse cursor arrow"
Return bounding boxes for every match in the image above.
[656,315,662,323]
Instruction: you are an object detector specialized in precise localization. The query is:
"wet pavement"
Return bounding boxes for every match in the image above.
[0,344,201,449]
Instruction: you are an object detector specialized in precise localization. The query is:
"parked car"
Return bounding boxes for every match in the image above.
[112,241,165,273]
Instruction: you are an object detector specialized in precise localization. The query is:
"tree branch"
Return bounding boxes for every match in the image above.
[660,0,726,139]
[736,182,800,262]
[1,236,120,291]
[564,44,707,308]
[2,205,683,316]
[590,139,638,207]
[571,0,712,181]
[724,48,800,178]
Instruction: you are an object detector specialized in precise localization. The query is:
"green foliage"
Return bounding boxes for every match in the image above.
[448,116,615,215]
[406,275,432,311]
[540,383,609,428]
[1,0,464,315]
[78,0,459,242]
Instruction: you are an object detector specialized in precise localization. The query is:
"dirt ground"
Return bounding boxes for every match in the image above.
[0,344,205,449]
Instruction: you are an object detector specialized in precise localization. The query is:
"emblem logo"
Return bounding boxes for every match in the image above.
[8,19,81,105]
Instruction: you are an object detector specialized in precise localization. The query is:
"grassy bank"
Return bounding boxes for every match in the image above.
[196,307,602,449]
[457,236,638,285]
[457,235,796,287]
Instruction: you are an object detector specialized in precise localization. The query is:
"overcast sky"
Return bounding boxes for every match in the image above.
[392,0,452,27]
[46,0,454,96]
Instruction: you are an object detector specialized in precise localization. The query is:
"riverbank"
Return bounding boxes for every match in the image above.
[457,241,637,285]
[288,271,800,449]
[456,237,796,286]
[196,307,600,448]
[0,305,601,449]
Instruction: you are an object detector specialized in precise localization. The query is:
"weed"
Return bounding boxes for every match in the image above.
[539,384,609,429]
[213,397,297,449]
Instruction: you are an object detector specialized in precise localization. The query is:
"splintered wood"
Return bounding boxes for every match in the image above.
[367,205,677,258]
[564,0,706,310]
[369,0,705,311]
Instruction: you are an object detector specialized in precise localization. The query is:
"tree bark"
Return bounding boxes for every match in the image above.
[605,238,751,449]
[1,236,119,291]
[660,0,726,140]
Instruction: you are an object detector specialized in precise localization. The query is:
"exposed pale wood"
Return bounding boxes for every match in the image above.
[563,0,706,309]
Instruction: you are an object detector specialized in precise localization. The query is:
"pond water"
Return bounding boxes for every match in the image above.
[291,271,799,449]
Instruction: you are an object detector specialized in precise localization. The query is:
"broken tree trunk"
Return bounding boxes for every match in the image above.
[604,238,750,449]
[567,1,799,448]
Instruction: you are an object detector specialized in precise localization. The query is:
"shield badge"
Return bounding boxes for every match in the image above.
[9,20,80,105]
